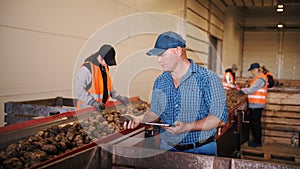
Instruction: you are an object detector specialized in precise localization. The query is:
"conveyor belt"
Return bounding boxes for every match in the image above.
[0,97,147,169]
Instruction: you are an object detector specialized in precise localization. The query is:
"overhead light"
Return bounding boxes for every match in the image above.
[276,8,284,12]
[277,4,284,8]
[277,23,284,28]
[276,3,284,12]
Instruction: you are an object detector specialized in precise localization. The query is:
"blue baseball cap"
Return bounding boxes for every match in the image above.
[146,31,186,56]
[248,63,260,71]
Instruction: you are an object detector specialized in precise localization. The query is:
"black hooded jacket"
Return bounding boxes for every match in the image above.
[83,53,109,103]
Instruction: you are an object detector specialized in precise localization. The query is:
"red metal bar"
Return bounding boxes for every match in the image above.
[216,98,247,139]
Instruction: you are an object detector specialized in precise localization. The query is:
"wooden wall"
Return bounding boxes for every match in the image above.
[185,0,226,72]
[262,87,300,145]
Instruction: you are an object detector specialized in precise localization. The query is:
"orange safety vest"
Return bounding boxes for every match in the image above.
[222,72,235,89]
[248,73,268,105]
[76,62,113,109]
[265,72,273,77]
[265,71,273,87]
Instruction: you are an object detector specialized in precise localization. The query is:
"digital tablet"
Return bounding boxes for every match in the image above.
[145,122,171,127]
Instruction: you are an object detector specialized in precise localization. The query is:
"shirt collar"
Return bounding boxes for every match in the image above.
[188,59,198,74]
[181,59,197,82]
[164,58,197,84]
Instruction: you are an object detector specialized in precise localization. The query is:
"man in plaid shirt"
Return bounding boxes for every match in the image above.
[124,31,228,155]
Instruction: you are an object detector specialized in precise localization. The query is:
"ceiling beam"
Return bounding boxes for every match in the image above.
[232,0,237,6]
[254,0,263,6]
[241,0,247,6]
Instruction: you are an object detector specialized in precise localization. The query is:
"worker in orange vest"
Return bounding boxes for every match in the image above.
[240,63,268,147]
[222,64,239,90]
[75,44,129,110]
[261,65,274,88]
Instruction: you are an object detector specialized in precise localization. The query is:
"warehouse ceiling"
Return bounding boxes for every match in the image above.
[222,0,300,7]
[221,0,300,30]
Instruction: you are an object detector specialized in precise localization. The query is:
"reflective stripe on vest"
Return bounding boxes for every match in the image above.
[248,73,268,105]
[76,62,113,109]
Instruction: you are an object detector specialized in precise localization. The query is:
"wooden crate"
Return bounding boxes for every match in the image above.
[241,142,300,166]
[275,79,300,87]
[236,78,300,88]
[262,88,300,145]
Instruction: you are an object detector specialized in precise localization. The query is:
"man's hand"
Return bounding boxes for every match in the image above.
[163,121,192,134]
[116,95,130,106]
[237,90,245,96]
[122,114,143,129]
[235,84,241,90]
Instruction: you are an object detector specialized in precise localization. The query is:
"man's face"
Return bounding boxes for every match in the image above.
[156,48,179,72]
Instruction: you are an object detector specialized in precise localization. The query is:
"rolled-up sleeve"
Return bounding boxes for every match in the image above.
[206,71,228,123]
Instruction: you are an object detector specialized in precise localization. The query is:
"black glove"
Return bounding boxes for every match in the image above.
[94,102,105,111]
[88,100,105,111]
[116,95,130,106]
[237,90,245,96]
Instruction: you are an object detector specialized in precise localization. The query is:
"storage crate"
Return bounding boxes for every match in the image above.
[236,78,300,88]
[4,97,76,125]
[275,79,300,87]
[262,88,300,145]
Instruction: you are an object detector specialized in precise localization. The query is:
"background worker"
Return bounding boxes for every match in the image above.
[261,65,274,88]
[240,63,268,147]
[123,31,228,155]
[75,44,129,111]
[222,64,239,90]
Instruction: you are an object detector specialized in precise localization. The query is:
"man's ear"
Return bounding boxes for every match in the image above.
[175,46,183,56]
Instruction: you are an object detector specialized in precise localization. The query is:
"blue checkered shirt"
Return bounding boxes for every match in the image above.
[150,59,228,144]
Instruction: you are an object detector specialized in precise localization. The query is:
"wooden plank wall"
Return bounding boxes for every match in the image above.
[262,89,300,145]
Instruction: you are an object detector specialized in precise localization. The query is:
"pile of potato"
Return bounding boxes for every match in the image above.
[0,101,149,169]
[80,101,149,140]
[0,122,88,169]
[225,89,247,111]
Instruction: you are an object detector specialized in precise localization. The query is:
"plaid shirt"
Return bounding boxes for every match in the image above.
[150,59,228,144]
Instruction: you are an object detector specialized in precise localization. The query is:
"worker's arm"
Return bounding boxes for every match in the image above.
[241,78,266,94]
[163,114,224,134]
[75,66,95,104]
